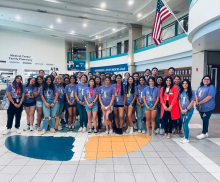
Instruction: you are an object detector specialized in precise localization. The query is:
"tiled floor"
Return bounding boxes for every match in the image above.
[0,110,220,182]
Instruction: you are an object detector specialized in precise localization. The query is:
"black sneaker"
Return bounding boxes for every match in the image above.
[60,119,65,124]
[94,129,98,134]
[88,128,92,134]
[68,126,72,131]
[72,125,75,131]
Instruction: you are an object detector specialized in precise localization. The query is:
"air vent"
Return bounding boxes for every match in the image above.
[10,61,19,63]
[35,63,43,65]
[37,9,47,13]
[78,16,87,19]
[0,60,6,63]
[46,63,54,66]
[23,30,30,33]
[173,11,180,14]
[51,35,58,37]
[117,22,125,24]
[23,62,32,64]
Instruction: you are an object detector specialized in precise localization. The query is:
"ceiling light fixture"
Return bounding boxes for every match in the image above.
[128,0,134,5]
[112,28,116,31]
[95,35,98,38]
[49,25,54,29]
[15,15,21,20]
[85,46,86,47]
[43,0,63,4]
[56,18,62,23]
[138,13,142,18]
[100,2,106,8]
[83,23,87,27]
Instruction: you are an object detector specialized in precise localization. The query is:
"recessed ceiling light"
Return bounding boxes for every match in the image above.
[74,46,76,47]
[138,13,142,18]
[49,25,54,29]
[112,28,116,31]
[100,2,106,8]
[95,35,98,38]
[120,36,122,37]
[83,23,87,27]
[56,18,62,23]
[128,0,134,5]
[85,46,86,47]
[15,15,21,20]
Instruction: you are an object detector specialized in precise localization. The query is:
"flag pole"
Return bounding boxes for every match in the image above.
[162,0,188,35]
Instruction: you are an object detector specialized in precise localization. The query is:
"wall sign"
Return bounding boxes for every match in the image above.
[51,67,59,71]
[9,54,32,62]
[91,64,128,74]
[67,61,85,71]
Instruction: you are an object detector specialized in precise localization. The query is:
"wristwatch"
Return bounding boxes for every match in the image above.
[92,101,95,104]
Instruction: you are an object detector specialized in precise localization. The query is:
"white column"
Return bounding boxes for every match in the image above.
[191,50,207,90]
[86,41,95,74]
[126,24,142,74]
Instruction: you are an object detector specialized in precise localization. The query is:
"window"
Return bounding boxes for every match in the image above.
[182,70,185,75]
[189,69,191,74]
[177,70,180,75]
[185,70,188,74]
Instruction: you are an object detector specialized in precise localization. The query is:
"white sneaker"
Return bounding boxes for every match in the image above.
[30,125,34,131]
[197,134,205,140]
[129,127,133,135]
[82,127,87,133]
[138,130,141,133]
[159,129,164,135]
[125,126,130,134]
[50,128,56,133]
[66,124,69,128]
[41,129,46,135]
[105,130,109,135]
[205,133,209,138]
[109,129,113,135]
[15,128,21,134]
[155,128,159,134]
[133,122,138,130]
[181,137,185,141]
[24,125,30,131]
[88,128,92,134]
[151,133,155,136]
[3,129,11,135]
[78,127,83,132]
[142,130,146,134]
[181,139,189,144]
[58,125,62,131]
[146,132,150,136]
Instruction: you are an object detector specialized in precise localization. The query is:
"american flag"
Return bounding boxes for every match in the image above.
[152,0,172,45]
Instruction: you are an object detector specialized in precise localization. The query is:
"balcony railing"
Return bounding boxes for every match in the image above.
[134,14,188,51]
[67,52,86,61]
[90,43,129,60]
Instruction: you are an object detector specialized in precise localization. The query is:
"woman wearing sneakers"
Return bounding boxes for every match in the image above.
[83,78,99,134]
[99,77,115,135]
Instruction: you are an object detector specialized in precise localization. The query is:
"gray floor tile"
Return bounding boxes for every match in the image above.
[94,173,114,182]
[0,166,23,174]
[140,145,155,152]
[76,165,96,173]
[114,165,132,172]
[153,172,177,182]
[183,164,208,173]
[129,158,147,165]
[0,173,15,182]
[172,173,197,182]
[178,157,199,165]
[115,173,135,182]
[8,158,30,166]
[167,165,188,173]
[0,159,14,165]
[142,152,159,158]
[96,165,114,173]
[26,159,45,166]
[134,173,156,182]
[192,173,219,182]
[153,146,170,152]
[52,174,75,182]
[10,173,35,182]
[57,165,77,174]
[149,164,170,173]
[96,158,113,165]
[113,158,130,165]
[79,159,96,165]
[32,174,55,182]
[74,172,95,182]
[172,151,191,158]
[146,158,164,165]
[128,152,144,158]
[166,146,183,152]
[18,165,41,174]
[131,164,151,173]
[38,165,60,174]
[162,158,181,165]
[62,160,79,165]
[157,151,175,158]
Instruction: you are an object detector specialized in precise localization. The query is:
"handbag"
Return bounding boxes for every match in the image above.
[1,92,10,110]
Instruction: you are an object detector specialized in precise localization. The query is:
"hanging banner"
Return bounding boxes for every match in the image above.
[91,64,128,74]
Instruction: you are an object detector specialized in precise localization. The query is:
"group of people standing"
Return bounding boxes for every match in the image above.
[3,67,217,144]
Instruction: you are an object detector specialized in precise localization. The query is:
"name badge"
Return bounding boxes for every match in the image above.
[141,92,143,98]
[116,96,119,102]
[16,98,19,103]
[127,99,131,104]
[104,92,107,98]
[82,89,84,96]
[169,92,173,95]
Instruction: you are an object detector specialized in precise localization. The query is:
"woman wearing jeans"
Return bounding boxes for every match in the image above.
[41,75,58,135]
[23,78,36,131]
[196,75,217,140]
[160,76,180,139]
[83,78,99,134]
[34,75,44,131]
[136,76,147,134]
[75,75,88,132]
[179,79,195,143]
[3,75,25,135]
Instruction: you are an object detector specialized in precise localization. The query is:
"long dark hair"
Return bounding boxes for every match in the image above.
[26,77,36,88]
[81,74,88,83]
[12,75,23,94]
[138,76,146,85]
[63,77,70,87]
[69,75,78,85]
[116,74,124,96]
[180,79,193,101]
[174,75,182,89]
[42,75,55,98]
[147,76,156,86]
[126,76,135,94]
[36,75,44,88]
[200,75,212,86]
[95,76,101,87]
[162,76,174,96]
[156,76,163,87]
[88,78,96,88]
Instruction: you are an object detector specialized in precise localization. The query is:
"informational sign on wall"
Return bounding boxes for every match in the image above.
[9,54,33,62]
[67,61,85,71]
[91,64,128,74]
